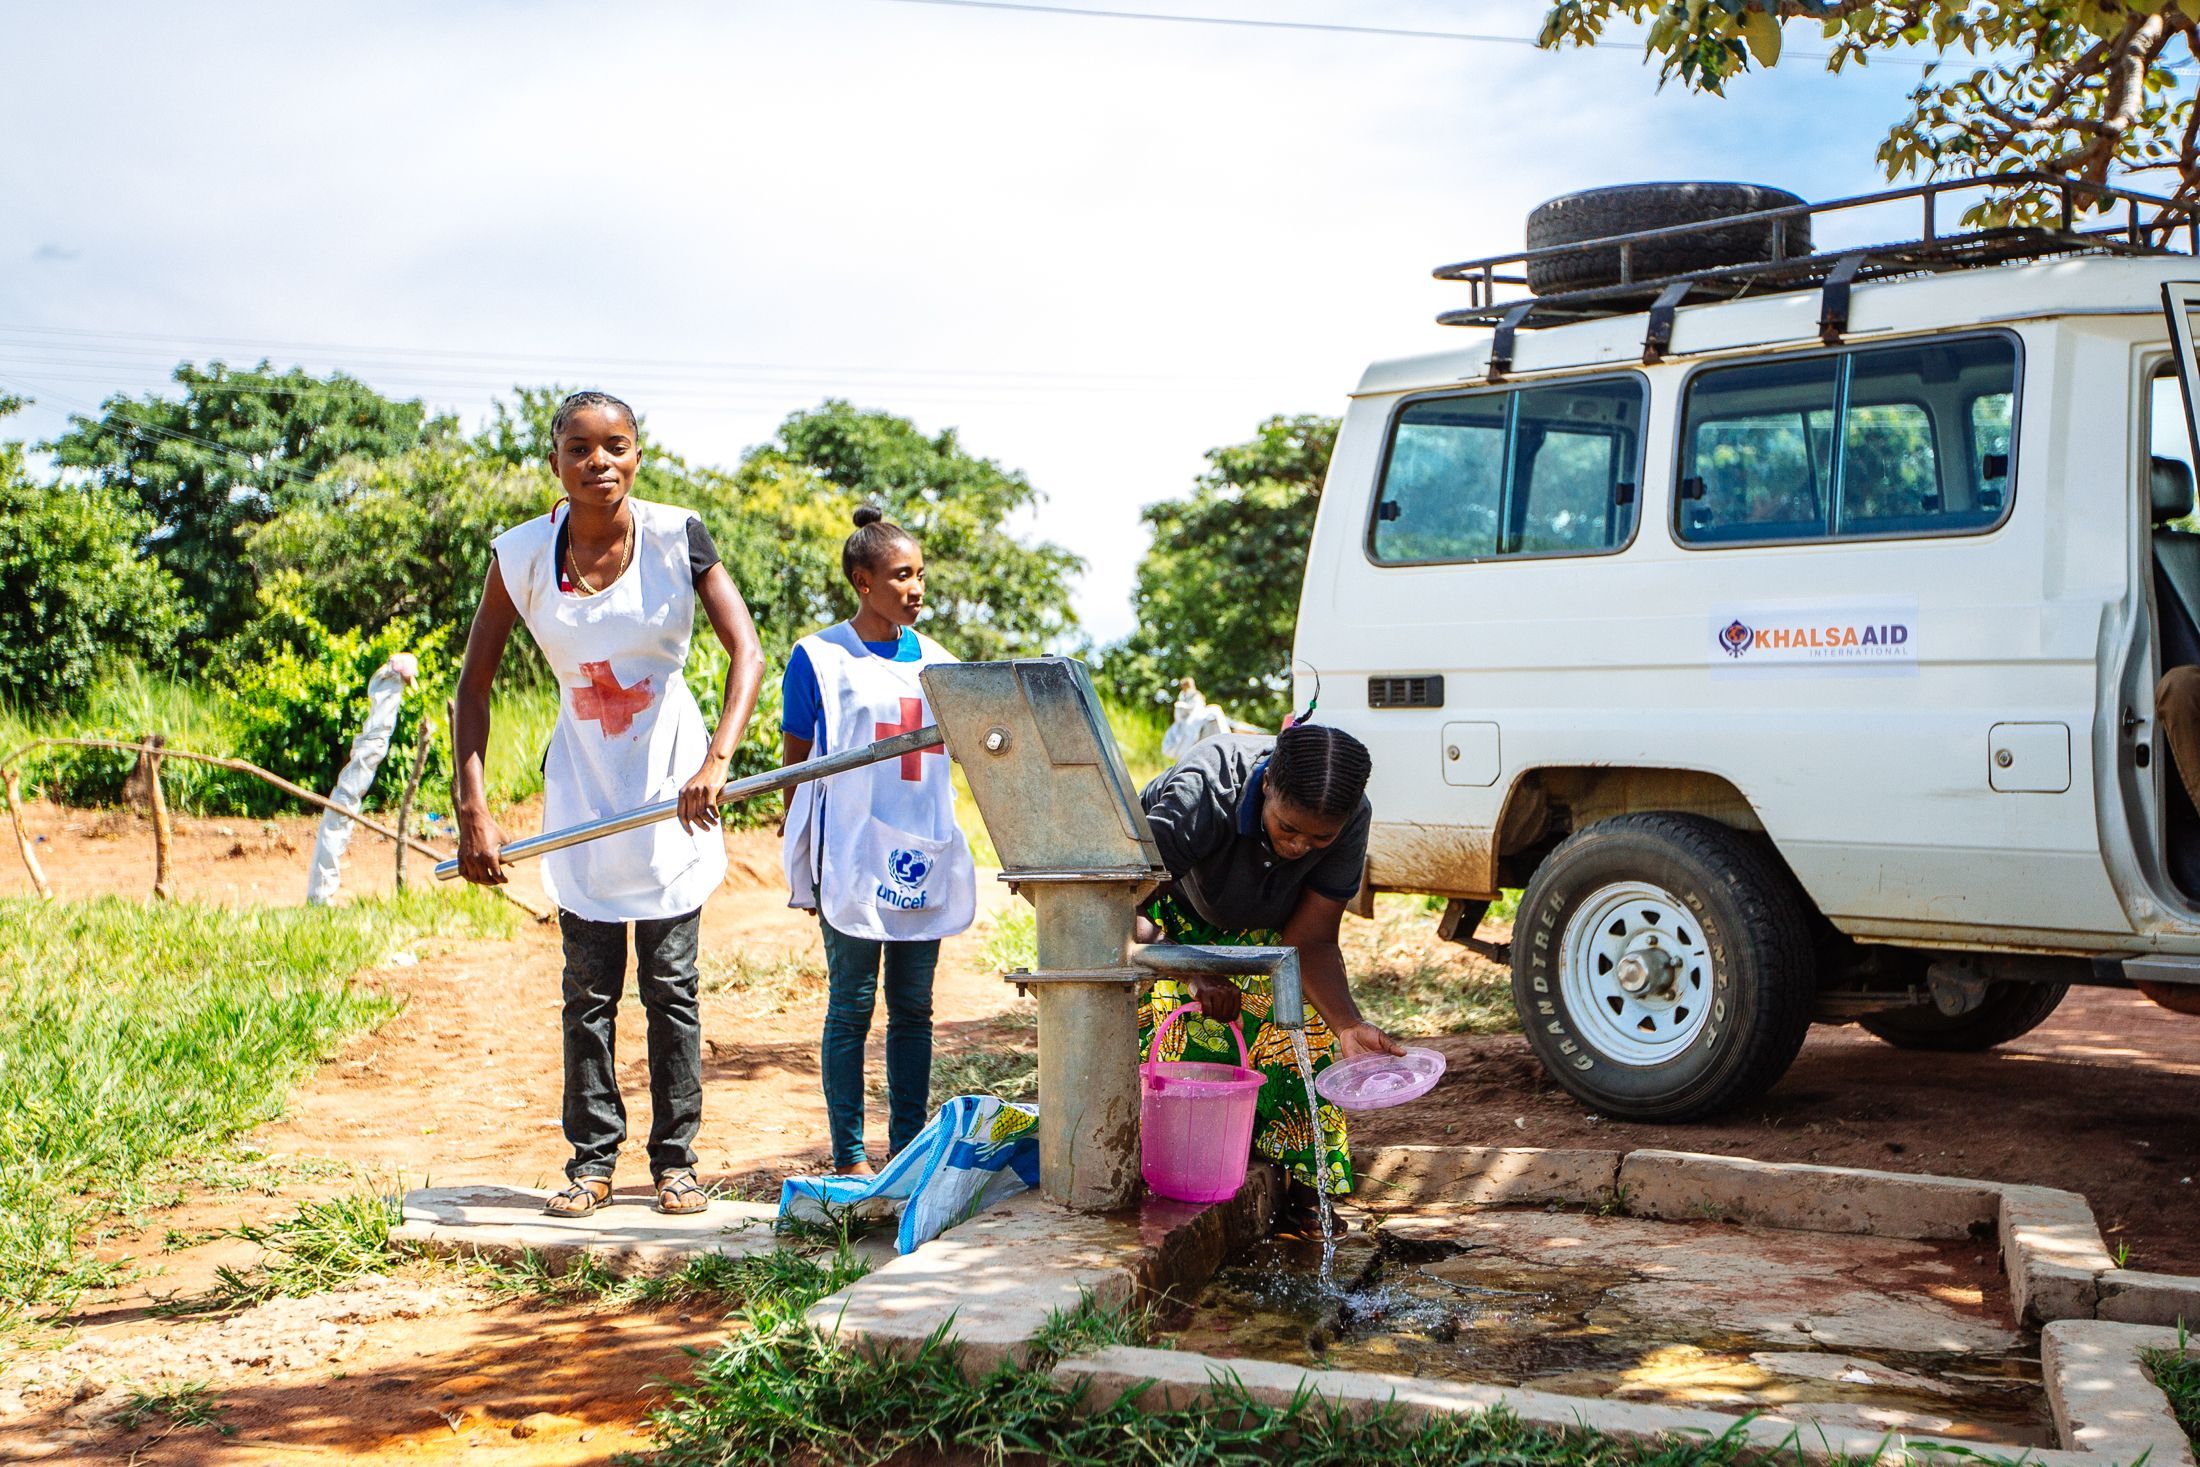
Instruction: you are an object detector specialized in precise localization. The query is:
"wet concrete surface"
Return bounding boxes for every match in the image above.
[1160,1206,2053,1446]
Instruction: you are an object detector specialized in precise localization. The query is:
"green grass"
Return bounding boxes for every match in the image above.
[0,666,254,812]
[1346,895,1519,1039]
[159,1188,404,1316]
[483,1242,868,1310]
[697,947,826,1015]
[644,1271,1952,1467]
[0,664,556,817]
[979,903,1037,975]
[2148,1327,2200,1447]
[928,1043,1039,1106]
[0,889,514,1313]
[472,679,561,810]
[112,1381,233,1436]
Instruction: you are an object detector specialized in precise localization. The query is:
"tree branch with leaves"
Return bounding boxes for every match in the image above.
[1539,2,2200,212]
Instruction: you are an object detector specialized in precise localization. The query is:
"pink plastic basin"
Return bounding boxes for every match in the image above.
[1315,1047,1448,1111]
[1140,1003,1266,1204]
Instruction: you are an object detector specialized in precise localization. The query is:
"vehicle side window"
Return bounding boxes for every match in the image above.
[1512,379,1644,554]
[1372,376,1642,564]
[1374,395,1506,561]
[1678,335,2018,546]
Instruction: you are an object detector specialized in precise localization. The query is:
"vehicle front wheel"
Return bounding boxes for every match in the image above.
[1858,982,2068,1051]
[1511,813,1815,1121]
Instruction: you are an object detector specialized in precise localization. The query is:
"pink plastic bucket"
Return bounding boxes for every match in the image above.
[1140,1002,1266,1204]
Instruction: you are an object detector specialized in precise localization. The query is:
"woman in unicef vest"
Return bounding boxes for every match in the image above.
[781,507,976,1175]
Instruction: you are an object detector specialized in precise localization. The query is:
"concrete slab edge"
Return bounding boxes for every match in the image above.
[387,1220,778,1274]
[805,1165,1280,1378]
[1051,1346,2104,1466]
[2041,1320,2198,1467]
[1350,1145,1622,1210]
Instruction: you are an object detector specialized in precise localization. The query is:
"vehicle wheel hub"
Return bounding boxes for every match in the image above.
[1561,881,1715,1065]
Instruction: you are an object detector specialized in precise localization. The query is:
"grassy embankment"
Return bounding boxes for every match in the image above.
[0,890,514,1313]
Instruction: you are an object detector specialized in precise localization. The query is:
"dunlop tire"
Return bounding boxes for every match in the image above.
[1509,812,1815,1121]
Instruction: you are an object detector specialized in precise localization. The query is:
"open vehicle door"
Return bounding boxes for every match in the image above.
[2164,282,2200,450]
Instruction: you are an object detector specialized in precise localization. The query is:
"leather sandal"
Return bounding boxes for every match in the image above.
[654,1169,709,1216]
[544,1176,612,1218]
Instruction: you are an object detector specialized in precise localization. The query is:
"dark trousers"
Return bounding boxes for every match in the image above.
[557,907,703,1182]
[819,918,938,1168]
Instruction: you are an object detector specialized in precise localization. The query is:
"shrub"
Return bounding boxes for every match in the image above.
[0,462,185,711]
[217,575,453,816]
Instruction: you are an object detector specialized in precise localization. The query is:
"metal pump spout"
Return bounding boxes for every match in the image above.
[1129,944,1305,1030]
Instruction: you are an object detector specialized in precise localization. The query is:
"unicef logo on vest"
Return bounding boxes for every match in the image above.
[877,847,932,910]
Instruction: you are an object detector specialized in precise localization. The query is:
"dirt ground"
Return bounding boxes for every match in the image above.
[2,800,2197,1463]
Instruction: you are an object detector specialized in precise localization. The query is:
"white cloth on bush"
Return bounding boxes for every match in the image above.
[1162,683,1233,763]
[305,653,419,905]
[776,1094,1038,1254]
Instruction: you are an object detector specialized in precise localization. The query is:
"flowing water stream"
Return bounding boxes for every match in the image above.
[1286,1028,1338,1288]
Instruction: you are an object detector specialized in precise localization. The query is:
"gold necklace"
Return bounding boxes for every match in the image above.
[566,514,634,596]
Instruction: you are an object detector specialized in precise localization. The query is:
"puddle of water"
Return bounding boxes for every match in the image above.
[1160,1212,2053,1447]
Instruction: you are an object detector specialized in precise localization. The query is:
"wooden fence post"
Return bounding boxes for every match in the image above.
[146,733,174,901]
[2,767,53,900]
[392,702,442,892]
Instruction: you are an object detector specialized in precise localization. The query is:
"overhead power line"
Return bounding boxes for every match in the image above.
[843,0,1940,68]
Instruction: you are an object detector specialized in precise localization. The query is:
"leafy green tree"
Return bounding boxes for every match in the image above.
[734,401,1082,661]
[1540,3,2200,212]
[1104,414,1338,728]
[245,441,554,653]
[0,399,186,709]
[47,363,453,642]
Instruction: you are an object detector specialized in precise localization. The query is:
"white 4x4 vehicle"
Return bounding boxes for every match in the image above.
[1296,176,2200,1120]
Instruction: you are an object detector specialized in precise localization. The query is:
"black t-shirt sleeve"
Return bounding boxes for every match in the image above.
[1140,764,1233,876]
[685,516,722,585]
[1305,800,1373,902]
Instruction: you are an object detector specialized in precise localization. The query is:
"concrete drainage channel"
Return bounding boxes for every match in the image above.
[799,1145,2200,1467]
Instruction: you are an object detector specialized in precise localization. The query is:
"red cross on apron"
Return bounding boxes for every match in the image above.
[874,696,945,780]
[571,660,654,738]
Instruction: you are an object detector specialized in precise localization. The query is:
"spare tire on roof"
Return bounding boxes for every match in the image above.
[1524,182,1810,297]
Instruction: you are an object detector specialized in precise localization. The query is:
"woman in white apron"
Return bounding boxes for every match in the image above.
[781,507,975,1175]
[453,391,765,1219]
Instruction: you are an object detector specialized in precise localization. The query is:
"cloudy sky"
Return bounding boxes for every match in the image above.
[0,0,1925,643]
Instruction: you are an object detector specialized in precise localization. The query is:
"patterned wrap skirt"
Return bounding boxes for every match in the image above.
[1137,891,1353,1194]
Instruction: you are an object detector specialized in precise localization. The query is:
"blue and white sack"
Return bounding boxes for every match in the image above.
[777,1095,1040,1255]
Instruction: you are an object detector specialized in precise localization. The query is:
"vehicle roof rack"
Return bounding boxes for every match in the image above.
[1435,173,2200,372]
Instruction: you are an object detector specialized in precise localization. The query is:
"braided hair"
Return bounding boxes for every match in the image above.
[1265,723,1372,823]
[842,504,917,582]
[550,390,638,441]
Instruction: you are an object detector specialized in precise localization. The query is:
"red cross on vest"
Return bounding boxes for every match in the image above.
[571,660,654,738]
[875,696,945,781]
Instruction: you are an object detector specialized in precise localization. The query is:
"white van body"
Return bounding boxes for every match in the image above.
[1294,250,2200,1116]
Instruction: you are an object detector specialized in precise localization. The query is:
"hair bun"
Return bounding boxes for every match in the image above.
[852,504,885,529]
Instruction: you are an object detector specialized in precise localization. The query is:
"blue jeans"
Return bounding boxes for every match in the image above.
[819,918,938,1168]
